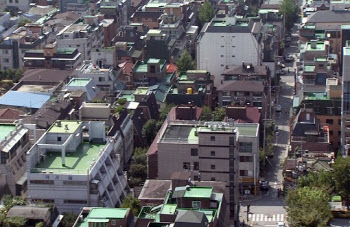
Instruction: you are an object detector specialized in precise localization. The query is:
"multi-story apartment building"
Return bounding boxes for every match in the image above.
[0,120,31,196]
[0,24,48,70]
[58,0,89,14]
[197,16,262,86]
[56,16,103,61]
[144,29,178,62]
[23,43,82,70]
[74,61,117,92]
[6,0,30,12]
[132,58,167,87]
[147,119,260,220]
[99,0,130,27]
[341,41,350,155]
[217,63,270,117]
[26,120,129,214]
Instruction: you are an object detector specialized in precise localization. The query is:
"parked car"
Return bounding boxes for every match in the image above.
[276,70,286,75]
[277,222,285,227]
[260,181,269,191]
[276,105,282,112]
[284,55,294,62]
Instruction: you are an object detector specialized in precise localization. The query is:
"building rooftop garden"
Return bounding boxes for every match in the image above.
[67,78,91,87]
[48,120,82,134]
[76,208,129,227]
[0,124,15,143]
[32,142,106,174]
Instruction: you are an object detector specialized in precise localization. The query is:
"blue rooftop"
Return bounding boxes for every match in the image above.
[0,91,50,109]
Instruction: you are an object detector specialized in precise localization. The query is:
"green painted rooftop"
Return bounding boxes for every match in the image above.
[236,124,258,137]
[89,208,129,219]
[0,124,15,143]
[48,120,82,134]
[57,48,76,55]
[67,78,90,87]
[148,58,161,64]
[183,187,213,199]
[160,204,177,215]
[33,142,105,174]
[304,65,316,72]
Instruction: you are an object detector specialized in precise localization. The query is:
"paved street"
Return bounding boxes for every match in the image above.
[239,24,299,227]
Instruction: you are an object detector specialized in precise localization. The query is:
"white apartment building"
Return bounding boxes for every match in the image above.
[74,61,117,92]
[150,120,259,218]
[56,17,103,61]
[0,121,31,196]
[196,16,262,86]
[6,0,30,12]
[26,120,129,214]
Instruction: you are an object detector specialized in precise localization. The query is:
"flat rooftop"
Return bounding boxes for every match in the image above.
[0,124,15,143]
[306,42,326,51]
[183,187,213,199]
[16,84,56,93]
[161,125,198,144]
[48,120,82,134]
[77,208,129,227]
[33,142,105,174]
[236,124,259,137]
[67,78,91,87]
[134,87,149,95]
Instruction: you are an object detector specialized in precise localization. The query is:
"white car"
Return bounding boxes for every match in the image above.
[277,222,285,227]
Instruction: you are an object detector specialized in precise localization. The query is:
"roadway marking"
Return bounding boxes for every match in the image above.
[249,214,285,222]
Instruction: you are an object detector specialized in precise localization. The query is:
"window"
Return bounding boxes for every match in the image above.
[221,55,224,57]
[64,200,87,204]
[211,136,215,141]
[183,162,190,169]
[339,119,341,125]
[194,162,199,170]
[15,0,18,3]
[3,58,9,63]
[194,175,199,181]
[211,165,215,170]
[211,177,216,181]
[150,65,156,73]
[211,151,215,156]
[339,131,341,136]
[223,91,230,96]
[326,119,334,125]
[111,220,117,225]
[240,170,248,176]
[329,130,333,136]
[191,148,198,156]
[99,77,105,82]
[239,156,253,162]
[57,137,62,142]
[221,45,224,48]
[239,142,252,153]
[192,201,201,209]
[3,50,8,54]
[232,55,235,57]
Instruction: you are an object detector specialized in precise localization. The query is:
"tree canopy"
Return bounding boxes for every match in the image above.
[286,187,332,227]
[200,106,226,121]
[279,0,298,31]
[142,119,159,146]
[120,196,141,216]
[333,157,350,202]
[175,50,196,72]
[199,1,215,25]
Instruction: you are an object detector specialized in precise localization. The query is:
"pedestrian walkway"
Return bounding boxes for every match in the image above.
[248,213,285,222]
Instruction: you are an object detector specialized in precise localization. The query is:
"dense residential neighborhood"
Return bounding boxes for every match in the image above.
[0,0,350,226]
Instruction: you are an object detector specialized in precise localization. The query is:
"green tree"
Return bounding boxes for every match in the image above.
[333,157,350,203]
[213,107,226,121]
[61,213,77,227]
[130,163,147,180]
[286,187,332,227]
[159,104,175,122]
[117,98,127,105]
[3,217,27,227]
[35,222,44,227]
[298,171,335,194]
[175,51,196,72]
[134,147,147,165]
[200,106,212,121]
[142,119,159,145]
[279,0,298,31]
[199,1,215,25]
[120,196,141,216]
[18,18,32,27]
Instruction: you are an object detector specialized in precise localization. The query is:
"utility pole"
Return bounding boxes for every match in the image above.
[247,204,250,221]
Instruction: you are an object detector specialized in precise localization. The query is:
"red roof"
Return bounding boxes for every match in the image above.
[226,106,261,123]
[0,108,24,123]
[166,64,177,74]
